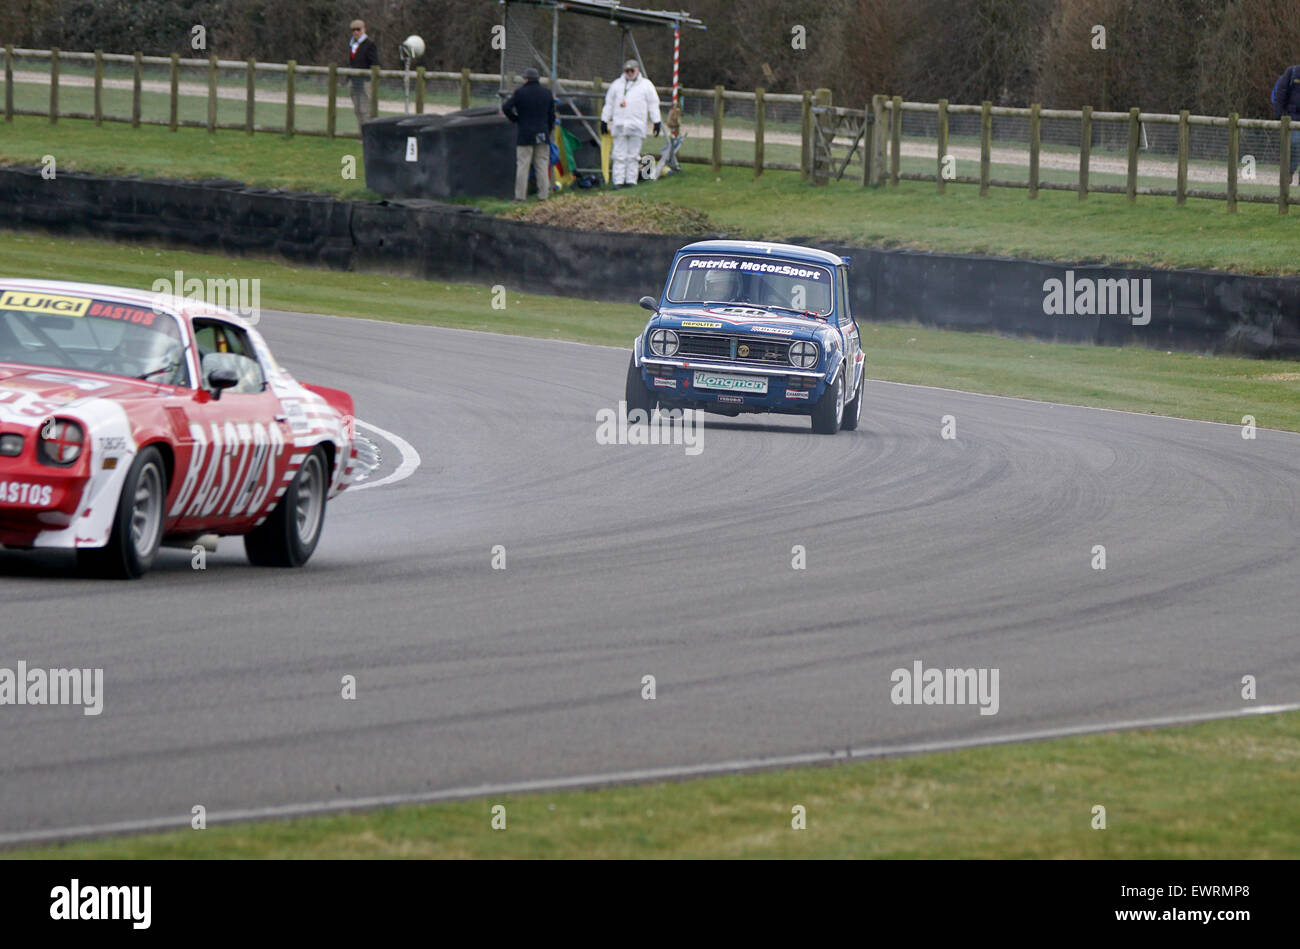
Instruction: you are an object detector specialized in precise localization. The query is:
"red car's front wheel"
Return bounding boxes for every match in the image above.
[244,446,328,568]
[77,446,168,579]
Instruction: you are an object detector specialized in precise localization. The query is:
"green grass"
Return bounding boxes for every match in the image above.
[3,117,1300,273]
[9,709,1298,858]
[0,115,376,197]
[4,229,1300,432]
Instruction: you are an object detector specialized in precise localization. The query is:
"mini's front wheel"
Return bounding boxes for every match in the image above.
[840,366,864,431]
[810,373,844,435]
[625,352,657,416]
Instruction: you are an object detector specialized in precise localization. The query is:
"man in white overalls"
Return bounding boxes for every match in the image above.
[601,59,663,188]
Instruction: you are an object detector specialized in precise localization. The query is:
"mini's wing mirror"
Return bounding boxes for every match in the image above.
[639,296,658,311]
[207,367,238,399]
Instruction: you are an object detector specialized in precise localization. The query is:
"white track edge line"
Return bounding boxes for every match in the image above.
[347,420,421,492]
[3,701,1295,847]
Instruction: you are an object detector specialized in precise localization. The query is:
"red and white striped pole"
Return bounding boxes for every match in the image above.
[672,24,680,109]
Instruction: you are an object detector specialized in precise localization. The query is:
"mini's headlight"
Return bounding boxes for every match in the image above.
[37,418,84,466]
[789,340,819,369]
[649,328,680,357]
[0,433,22,457]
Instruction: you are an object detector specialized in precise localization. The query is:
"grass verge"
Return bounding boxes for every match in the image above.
[3,117,1300,273]
[4,229,1299,432]
[8,709,1298,858]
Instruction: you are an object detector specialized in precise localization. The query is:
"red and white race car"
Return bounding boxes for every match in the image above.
[0,279,377,577]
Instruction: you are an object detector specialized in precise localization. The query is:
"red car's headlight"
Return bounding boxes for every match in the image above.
[38,418,85,466]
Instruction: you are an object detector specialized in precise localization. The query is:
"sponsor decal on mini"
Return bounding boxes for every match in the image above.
[652,376,677,389]
[784,389,810,400]
[679,320,722,329]
[0,291,92,316]
[694,370,768,394]
[717,393,743,404]
[754,325,796,336]
[0,481,54,506]
[686,258,825,280]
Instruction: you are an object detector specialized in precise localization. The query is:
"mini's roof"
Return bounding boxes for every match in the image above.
[676,240,843,268]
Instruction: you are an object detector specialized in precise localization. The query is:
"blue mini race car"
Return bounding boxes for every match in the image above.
[626,240,865,434]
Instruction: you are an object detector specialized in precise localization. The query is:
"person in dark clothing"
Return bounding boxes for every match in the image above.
[501,67,556,201]
[1271,64,1300,182]
[347,19,380,130]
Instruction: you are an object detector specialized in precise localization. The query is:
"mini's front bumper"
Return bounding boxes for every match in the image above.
[639,357,829,412]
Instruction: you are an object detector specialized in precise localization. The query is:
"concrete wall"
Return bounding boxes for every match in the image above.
[2,167,1297,357]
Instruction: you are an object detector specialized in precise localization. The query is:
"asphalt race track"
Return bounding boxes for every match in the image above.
[3,311,1299,842]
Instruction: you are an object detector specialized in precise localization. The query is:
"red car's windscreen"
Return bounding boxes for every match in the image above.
[0,291,189,386]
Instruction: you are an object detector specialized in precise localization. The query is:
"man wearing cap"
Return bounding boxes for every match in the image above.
[347,19,380,130]
[502,67,556,202]
[601,59,662,188]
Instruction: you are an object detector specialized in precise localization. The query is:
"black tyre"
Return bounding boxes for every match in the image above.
[244,446,328,568]
[810,372,844,435]
[77,445,167,579]
[840,365,864,431]
[625,352,656,416]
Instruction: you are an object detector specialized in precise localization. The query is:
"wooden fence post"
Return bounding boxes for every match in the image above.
[1126,107,1139,202]
[1029,103,1040,198]
[369,64,380,119]
[801,90,811,179]
[812,88,831,185]
[1280,115,1290,215]
[936,98,948,193]
[712,85,724,173]
[92,49,101,125]
[460,67,470,109]
[1176,110,1188,205]
[207,54,218,133]
[285,59,296,136]
[416,66,425,114]
[131,52,142,128]
[1226,112,1238,213]
[889,95,901,186]
[4,46,14,124]
[979,100,991,196]
[870,94,884,186]
[246,59,256,134]
[860,101,872,186]
[754,87,765,178]
[48,48,59,123]
[169,54,179,130]
[1078,105,1092,200]
[327,65,337,137]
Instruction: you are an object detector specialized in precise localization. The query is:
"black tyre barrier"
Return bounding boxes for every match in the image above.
[1,166,1297,357]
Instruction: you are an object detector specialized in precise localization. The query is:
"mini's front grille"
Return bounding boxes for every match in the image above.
[676,333,791,365]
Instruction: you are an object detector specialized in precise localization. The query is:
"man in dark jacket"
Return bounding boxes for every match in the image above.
[348,19,380,130]
[501,68,556,201]
[1271,64,1300,182]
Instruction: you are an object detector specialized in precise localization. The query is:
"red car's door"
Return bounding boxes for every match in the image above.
[166,318,293,533]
